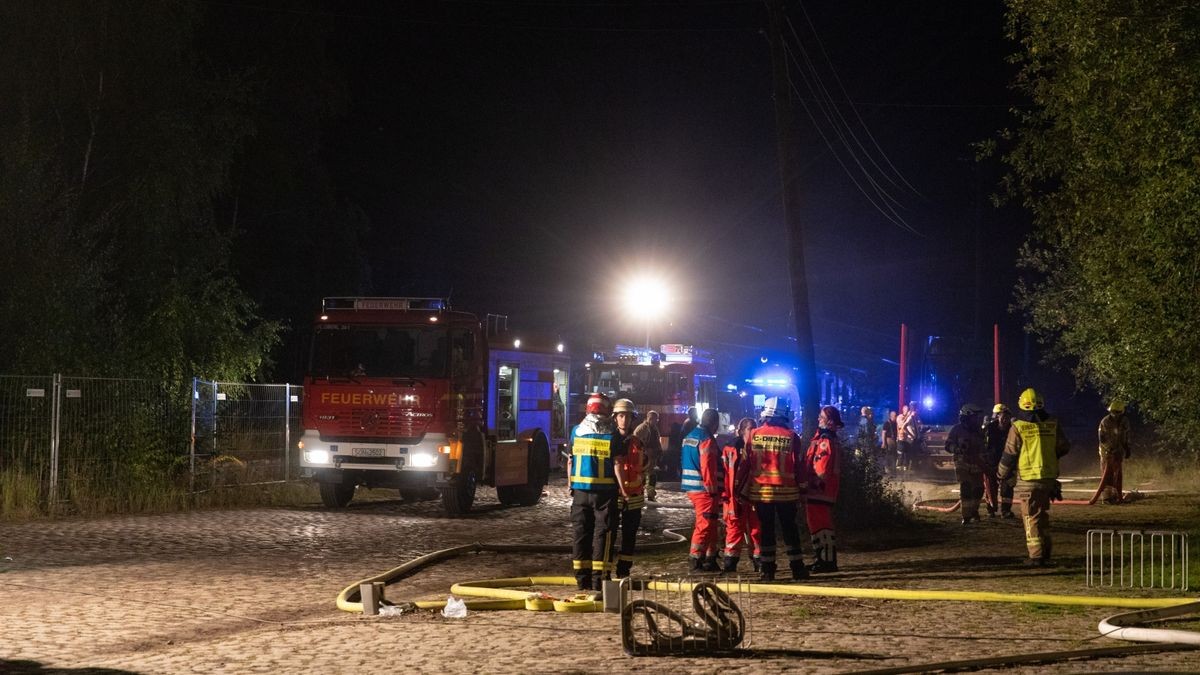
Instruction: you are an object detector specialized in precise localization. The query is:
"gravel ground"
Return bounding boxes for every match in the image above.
[1,471,1196,674]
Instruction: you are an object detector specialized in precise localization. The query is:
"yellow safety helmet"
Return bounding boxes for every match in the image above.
[1107,400,1126,413]
[992,403,1009,414]
[1017,388,1043,411]
[612,398,637,415]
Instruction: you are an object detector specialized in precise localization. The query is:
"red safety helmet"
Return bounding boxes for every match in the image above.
[586,392,612,415]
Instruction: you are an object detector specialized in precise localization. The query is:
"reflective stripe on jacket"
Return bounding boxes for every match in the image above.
[616,434,646,509]
[1012,419,1059,481]
[744,424,802,503]
[570,425,618,491]
[680,426,722,493]
[804,428,839,505]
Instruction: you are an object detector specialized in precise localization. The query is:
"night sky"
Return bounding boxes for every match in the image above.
[297,1,1024,401]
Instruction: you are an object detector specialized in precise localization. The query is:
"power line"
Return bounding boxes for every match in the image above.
[793,3,925,197]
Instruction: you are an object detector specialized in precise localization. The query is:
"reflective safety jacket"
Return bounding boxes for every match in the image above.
[1000,410,1070,482]
[741,423,803,503]
[616,433,646,509]
[569,418,621,491]
[680,426,722,494]
[804,427,840,506]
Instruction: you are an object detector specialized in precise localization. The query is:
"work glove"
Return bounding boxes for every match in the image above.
[1050,480,1063,502]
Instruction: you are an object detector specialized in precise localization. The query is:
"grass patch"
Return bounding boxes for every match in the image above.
[0,469,43,520]
[1124,453,1200,492]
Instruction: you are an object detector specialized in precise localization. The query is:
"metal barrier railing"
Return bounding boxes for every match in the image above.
[617,575,753,656]
[1087,529,1190,591]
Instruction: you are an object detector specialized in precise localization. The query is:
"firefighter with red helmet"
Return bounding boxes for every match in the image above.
[568,392,629,590]
[681,407,723,572]
[721,417,762,573]
[611,398,647,578]
[736,397,808,582]
[805,405,843,573]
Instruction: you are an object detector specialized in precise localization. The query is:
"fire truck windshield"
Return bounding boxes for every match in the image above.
[592,365,688,405]
[310,325,448,379]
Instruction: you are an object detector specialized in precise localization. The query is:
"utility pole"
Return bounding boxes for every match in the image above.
[767,0,820,437]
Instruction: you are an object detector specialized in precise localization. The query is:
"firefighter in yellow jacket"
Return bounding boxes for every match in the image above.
[997,388,1071,566]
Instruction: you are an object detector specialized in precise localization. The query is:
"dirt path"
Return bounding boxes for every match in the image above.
[1,476,1196,674]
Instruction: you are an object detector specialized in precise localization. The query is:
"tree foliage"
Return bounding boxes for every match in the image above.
[997,0,1200,448]
[0,1,371,382]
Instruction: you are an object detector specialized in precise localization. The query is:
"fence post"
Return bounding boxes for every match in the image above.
[49,373,62,509]
[190,377,198,493]
[284,383,292,481]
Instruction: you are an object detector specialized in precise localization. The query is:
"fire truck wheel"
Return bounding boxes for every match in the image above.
[515,431,550,506]
[319,481,355,508]
[441,472,477,516]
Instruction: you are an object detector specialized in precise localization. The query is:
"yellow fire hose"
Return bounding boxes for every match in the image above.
[337,537,1195,615]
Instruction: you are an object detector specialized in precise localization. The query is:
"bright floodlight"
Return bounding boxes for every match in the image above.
[621,275,671,318]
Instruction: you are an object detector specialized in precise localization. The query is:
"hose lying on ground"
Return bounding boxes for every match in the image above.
[1098,600,1200,645]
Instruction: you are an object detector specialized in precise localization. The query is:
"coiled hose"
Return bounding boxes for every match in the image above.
[621,581,745,655]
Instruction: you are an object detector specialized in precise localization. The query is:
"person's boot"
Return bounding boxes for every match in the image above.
[702,555,720,572]
[576,573,592,591]
[1002,509,1015,520]
[722,556,739,574]
[758,562,776,583]
[790,561,810,581]
[615,561,632,579]
[690,556,704,573]
[751,556,762,573]
[591,572,606,593]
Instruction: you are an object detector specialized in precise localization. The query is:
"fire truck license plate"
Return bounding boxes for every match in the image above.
[351,447,384,457]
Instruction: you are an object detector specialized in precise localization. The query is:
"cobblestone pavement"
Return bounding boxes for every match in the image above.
[1,475,1196,674]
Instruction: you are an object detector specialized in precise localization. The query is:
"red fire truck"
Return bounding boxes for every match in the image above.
[298,297,568,515]
[581,344,718,429]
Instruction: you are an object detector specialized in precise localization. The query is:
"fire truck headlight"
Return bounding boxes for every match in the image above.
[304,449,331,465]
[410,452,437,468]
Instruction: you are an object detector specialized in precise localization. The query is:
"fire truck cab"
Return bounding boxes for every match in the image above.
[297,297,559,515]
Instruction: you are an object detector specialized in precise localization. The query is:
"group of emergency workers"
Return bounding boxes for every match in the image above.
[567,390,850,586]
[569,380,1132,586]
[677,396,845,582]
[946,388,1071,566]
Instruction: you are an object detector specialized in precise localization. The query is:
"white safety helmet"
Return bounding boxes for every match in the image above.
[759,396,791,421]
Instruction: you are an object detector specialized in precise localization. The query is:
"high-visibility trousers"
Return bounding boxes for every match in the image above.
[687,492,721,559]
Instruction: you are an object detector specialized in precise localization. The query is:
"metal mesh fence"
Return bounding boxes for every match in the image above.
[190,380,300,489]
[0,373,300,514]
[0,376,55,510]
[56,376,190,511]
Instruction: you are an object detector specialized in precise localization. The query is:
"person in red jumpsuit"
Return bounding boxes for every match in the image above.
[736,397,808,582]
[805,405,844,573]
[721,417,761,573]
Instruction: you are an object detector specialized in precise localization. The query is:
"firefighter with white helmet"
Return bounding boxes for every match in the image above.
[1088,400,1132,505]
[567,392,629,590]
[997,388,1071,566]
[611,398,647,577]
[736,396,808,581]
[947,403,987,524]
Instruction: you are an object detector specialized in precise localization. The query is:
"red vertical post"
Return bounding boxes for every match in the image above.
[898,323,908,408]
[993,323,1001,405]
